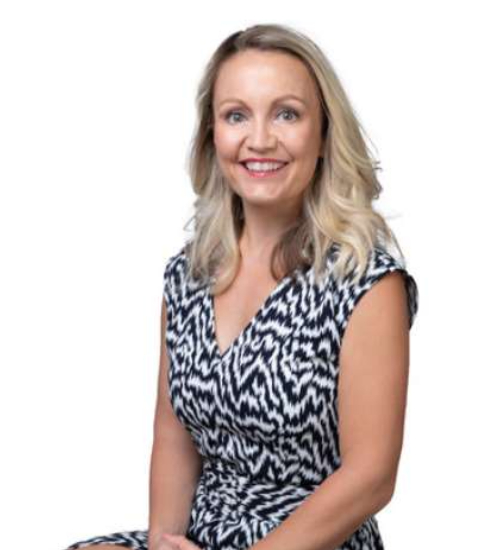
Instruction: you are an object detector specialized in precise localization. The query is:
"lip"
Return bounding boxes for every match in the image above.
[238,161,289,179]
[240,158,289,163]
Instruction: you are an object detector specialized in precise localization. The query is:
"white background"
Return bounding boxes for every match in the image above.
[1,1,481,549]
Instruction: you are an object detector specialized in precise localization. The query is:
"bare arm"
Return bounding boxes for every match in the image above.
[248,271,410,550]
[148,297,203,550]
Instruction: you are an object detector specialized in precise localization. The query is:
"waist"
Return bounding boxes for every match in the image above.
[197,458,317,523]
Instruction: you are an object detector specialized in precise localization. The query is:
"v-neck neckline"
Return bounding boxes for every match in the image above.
[207,272,295,361]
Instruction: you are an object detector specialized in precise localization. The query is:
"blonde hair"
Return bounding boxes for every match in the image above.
[181,23,406,293]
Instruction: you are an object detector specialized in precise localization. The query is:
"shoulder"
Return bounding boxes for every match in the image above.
[164,244,188,281]
[332,245,419,337]
[162,244,189,309]
[336,246,407,286]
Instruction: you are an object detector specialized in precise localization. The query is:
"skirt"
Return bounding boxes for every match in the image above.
[64,529,148,549]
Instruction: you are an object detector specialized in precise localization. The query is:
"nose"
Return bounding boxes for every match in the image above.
[246,118,277,150]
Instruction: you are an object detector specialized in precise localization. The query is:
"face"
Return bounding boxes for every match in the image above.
[212,49,324,214]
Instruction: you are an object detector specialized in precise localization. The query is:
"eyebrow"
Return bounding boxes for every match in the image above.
[216,94,308,109]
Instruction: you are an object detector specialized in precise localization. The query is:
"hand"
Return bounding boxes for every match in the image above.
[159,533,204,550]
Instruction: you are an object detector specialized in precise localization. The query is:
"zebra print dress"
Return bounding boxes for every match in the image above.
[64,242,419,550]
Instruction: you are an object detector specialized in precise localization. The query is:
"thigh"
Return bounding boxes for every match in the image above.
[64,529,148,550]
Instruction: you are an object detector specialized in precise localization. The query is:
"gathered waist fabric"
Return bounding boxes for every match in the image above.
[201,458,317,521]
[186,458,318,550]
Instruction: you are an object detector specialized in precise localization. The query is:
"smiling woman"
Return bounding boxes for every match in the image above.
[63,22,418,550]
[212,49,324,207]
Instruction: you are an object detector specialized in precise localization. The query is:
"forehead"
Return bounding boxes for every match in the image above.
[213,49,318,105]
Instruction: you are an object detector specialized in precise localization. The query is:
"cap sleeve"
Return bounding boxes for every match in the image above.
[162,255,175,312]
[334,246,419,347]
[162,247,188,324]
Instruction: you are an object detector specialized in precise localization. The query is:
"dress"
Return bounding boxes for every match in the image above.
[64,242,419,550]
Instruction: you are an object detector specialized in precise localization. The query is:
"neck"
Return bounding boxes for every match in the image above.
[238,200,302,262]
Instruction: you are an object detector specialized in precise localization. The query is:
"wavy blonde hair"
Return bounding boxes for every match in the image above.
[181,23,406,293]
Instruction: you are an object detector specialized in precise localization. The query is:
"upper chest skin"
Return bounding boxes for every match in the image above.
[212,264,284,357]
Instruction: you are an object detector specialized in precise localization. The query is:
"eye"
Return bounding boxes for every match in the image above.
[222,107,300,124]
[224,110,245,124]
[278,108,299,121]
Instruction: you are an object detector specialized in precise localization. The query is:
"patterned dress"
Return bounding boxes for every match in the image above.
[64,242,419,550]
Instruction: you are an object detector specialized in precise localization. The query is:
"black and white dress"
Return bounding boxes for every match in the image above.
[64,242,419,550]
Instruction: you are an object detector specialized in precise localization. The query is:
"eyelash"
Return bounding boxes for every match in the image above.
[223,108,300,124]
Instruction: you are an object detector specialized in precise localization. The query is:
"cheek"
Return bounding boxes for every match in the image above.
[214,125,240,158]
[285,123,320,158]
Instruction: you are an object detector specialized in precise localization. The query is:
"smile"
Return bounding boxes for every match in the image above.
[239,161,289,179]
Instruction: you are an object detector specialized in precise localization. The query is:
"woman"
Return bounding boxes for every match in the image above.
[64,23,419,550]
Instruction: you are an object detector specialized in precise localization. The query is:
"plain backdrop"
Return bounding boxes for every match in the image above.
[1,1,481,549]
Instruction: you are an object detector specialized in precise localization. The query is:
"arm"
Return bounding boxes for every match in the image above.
[249,271,410,550]
[148,297,203,550]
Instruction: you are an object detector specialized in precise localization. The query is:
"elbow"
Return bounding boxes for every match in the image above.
[344,460,397,514]
[340,450,400,514]
[385,470,398,502]
[371,470,397,514]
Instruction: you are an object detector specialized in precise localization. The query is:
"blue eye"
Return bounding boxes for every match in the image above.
[223,107,300,124]
[225,111,245,124]
[279,108,299,121]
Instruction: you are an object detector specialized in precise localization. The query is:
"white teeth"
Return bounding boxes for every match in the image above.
[244,161,286,172]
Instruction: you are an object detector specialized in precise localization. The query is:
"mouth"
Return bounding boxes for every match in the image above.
[238,161,289,179]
